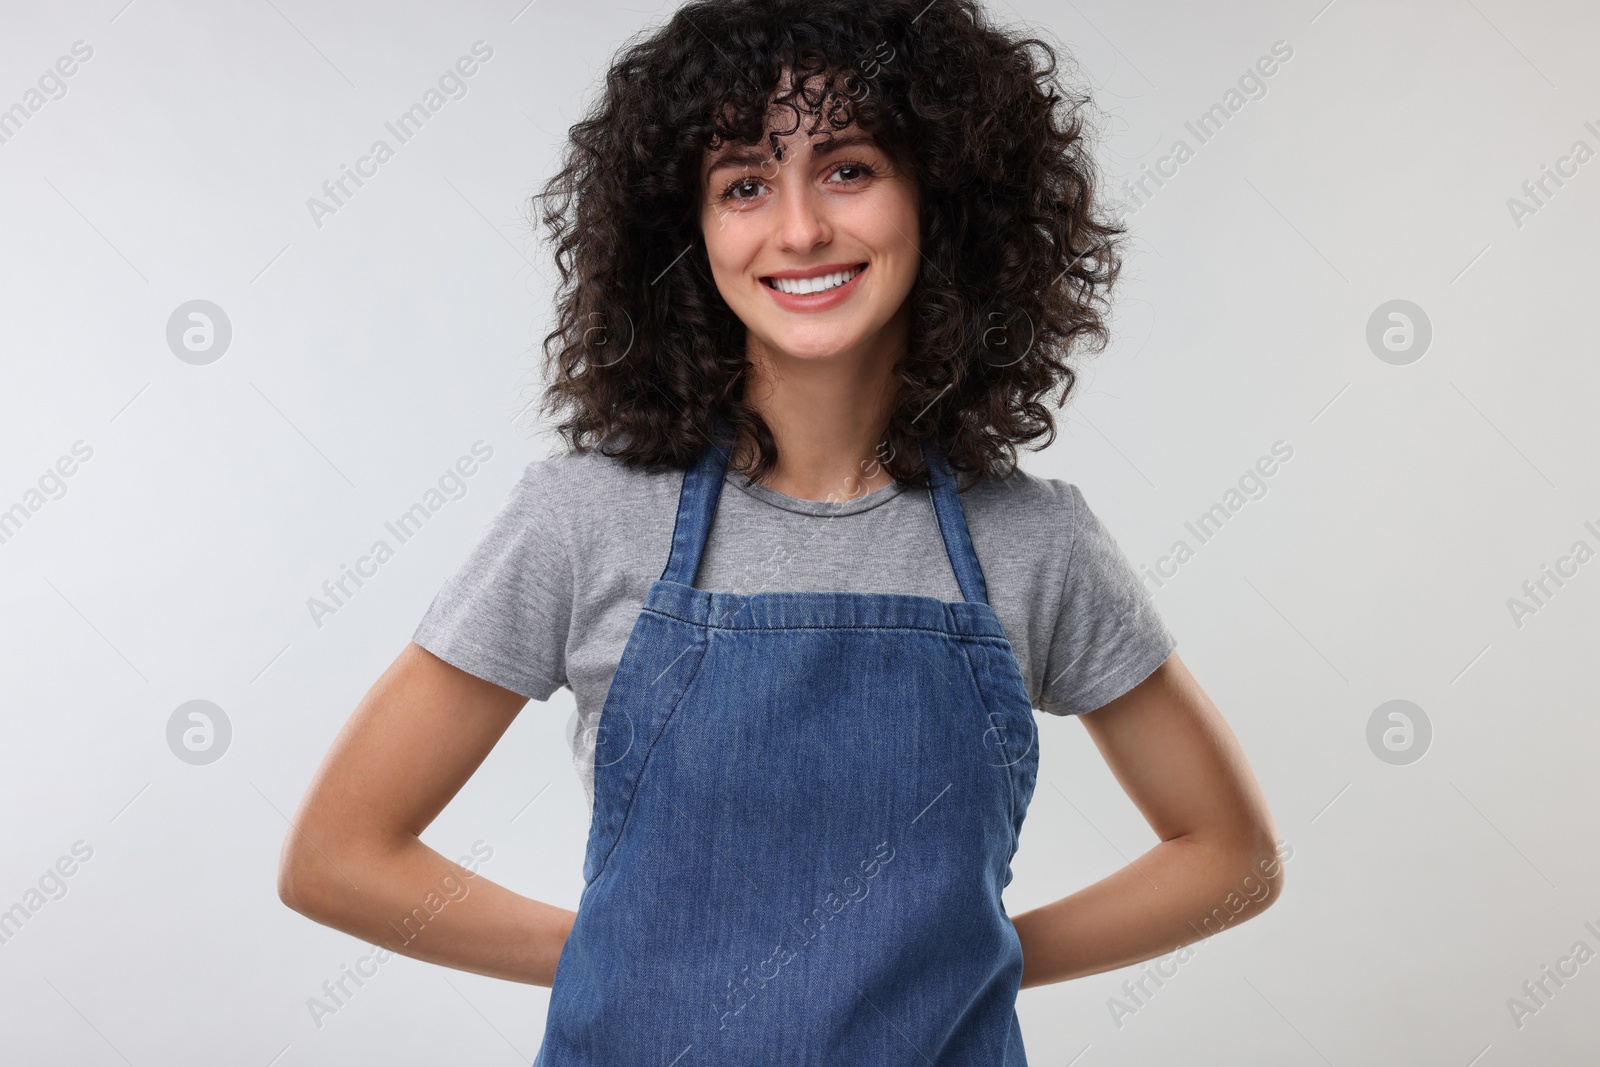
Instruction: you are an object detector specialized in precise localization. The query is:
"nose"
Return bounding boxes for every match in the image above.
[774,175,831,254]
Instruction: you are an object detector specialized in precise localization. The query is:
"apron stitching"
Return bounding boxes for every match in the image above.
[643,606,1008,639]
[954,641,1028,856]
[590,632,712,884]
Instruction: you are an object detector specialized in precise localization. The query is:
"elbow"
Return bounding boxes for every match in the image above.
[277,831,333,920]
[277,858,309,916]
[1237,825,1289,911]
[1190,822,1288,915]
[277,851,312,916]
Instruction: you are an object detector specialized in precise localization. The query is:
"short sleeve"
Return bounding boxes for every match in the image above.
[411,460,573,701]
[1037,484,1176,715]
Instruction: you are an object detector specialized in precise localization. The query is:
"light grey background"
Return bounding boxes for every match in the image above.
[2,0,1596,1063]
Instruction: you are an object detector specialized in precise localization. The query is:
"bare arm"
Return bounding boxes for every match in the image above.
[276,642,575,986]
[1012,651,1284,989]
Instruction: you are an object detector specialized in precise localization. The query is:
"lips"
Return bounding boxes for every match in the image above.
[761,262,868,294]
[758,261,870,312]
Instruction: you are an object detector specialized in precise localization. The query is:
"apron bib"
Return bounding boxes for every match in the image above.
[534,431,1041,1066]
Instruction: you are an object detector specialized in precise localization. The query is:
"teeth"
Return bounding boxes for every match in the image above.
[769,265,863,295]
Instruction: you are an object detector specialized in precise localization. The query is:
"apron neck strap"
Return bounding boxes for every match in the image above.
[920,438,991,606]
[660,425,991,608]
[660,426,735,588]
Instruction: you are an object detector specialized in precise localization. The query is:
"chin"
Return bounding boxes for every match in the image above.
[759,328,871,361]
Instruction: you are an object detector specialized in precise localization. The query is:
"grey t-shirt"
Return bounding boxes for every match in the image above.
[412,446,1176,814]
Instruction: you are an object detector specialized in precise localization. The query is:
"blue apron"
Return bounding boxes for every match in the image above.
[534,431,1040,1066]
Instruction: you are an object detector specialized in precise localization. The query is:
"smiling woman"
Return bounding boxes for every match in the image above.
[530,0,1130,492]
[278,1,1283,1064]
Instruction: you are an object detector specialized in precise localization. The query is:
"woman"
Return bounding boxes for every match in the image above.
[278,0,1283,1062]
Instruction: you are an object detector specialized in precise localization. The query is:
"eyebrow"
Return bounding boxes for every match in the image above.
[705,131,880,179]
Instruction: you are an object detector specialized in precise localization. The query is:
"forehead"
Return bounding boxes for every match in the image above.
[702,127,882,176]
[701,66,879,175]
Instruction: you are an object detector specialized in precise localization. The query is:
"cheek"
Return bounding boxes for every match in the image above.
[699,196,743,254]
[873,216,919,275]
[702,199,754,250]
[870,187,920,257]
[701,236,760,307]
[699,219,740,280]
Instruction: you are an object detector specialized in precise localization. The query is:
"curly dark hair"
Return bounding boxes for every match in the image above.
[527,0,1125,491]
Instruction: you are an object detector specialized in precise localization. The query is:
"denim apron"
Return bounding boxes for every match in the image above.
[533,431,1040,1066]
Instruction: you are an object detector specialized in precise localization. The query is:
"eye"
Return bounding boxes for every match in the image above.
[714,159,878,204]
[830,160,876,185]
[719,176,764,202]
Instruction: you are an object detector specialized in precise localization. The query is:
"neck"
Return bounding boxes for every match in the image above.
[734,336,902,504]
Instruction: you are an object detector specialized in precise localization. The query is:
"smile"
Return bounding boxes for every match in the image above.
[762,263,867,295]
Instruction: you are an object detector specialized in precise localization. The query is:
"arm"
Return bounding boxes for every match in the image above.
[1012,651,1284,989]
[276,642,576,986]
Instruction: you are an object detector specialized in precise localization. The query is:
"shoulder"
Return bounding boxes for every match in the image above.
[510,445,686,553]
[950,465,1087,607]
[513,445,682,508]
[958,463,1148,595]
[958,463,1083,547]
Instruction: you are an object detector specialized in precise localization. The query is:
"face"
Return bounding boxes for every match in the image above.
[698,97,921,370]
